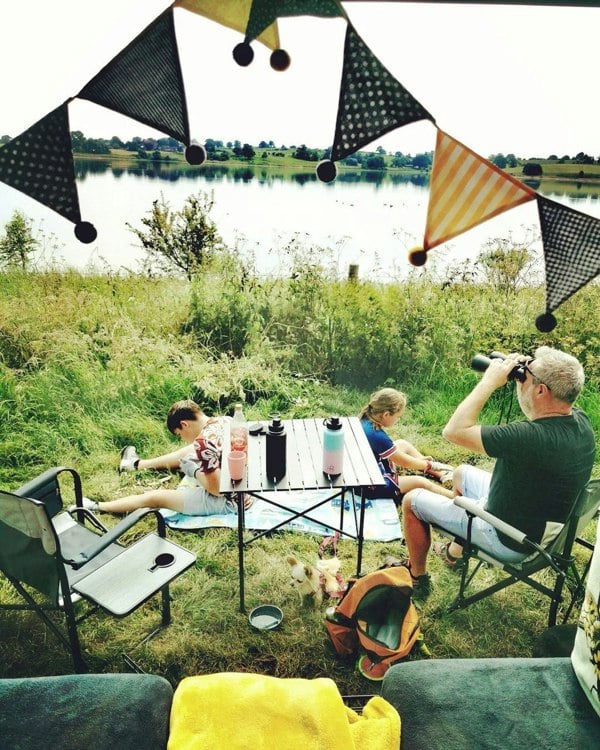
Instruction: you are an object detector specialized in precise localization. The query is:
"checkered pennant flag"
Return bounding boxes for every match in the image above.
[536,196,600,332]
[0,103,96,243]
[317,23,434,182]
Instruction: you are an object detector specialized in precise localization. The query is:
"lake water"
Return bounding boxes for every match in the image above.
[1,160,599,279]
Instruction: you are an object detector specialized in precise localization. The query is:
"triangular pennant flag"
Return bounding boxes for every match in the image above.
[331,24,434,163]
[0,103,82,225]
[536,196,600,325]
[421,129,536,252]
[245,0,344,44]
[175,0,280,50]
[78,9,190,144]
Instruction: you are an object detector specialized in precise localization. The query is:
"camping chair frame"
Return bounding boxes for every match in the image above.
[0,466,196,672]
[438,480,600,627]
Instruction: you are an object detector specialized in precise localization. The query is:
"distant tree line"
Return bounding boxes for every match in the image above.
[1,132,598,173]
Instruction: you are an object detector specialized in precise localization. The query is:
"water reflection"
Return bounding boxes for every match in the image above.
[71,158,600,200]
[4,156,600,276]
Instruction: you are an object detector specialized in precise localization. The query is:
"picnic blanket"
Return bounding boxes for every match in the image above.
[161,487,402,542]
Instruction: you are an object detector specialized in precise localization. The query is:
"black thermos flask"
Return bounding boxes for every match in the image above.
[265,416,286,481]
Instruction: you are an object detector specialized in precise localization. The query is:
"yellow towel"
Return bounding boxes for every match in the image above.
[168,672,400,750]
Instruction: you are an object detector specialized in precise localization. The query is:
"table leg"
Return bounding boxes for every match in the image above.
[237,490,246,613]
[356,489,366,576]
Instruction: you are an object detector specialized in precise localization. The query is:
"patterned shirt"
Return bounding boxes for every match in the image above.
[193,416,231,474]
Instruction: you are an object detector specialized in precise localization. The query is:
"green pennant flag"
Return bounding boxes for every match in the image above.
[78,9,190,144]
[245,0,344,42]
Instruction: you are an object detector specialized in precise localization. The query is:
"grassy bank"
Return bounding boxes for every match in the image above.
[0,261,597,689]
[81,148,600,184]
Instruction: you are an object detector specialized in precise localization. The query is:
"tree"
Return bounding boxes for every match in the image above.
[490,153,507,169]
[1,134,12,145]
[412,152,432,170]
[522,162,543,176]
[70,130,86,151]
[506,153,517,168]
[241,143,255,160]
[365,154,385,170]
[0,210,38,269]
[110,135,125,149]
[127,192,223,279]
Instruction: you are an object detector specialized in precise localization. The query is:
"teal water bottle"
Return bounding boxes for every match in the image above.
[322,417,344,476]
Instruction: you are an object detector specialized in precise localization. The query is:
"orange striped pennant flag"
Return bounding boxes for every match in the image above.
[423,129,536,251]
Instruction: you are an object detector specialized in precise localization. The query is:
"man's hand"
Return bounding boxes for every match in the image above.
[442,353,524,452]
[479,353,521,390]
[180,455,201,479]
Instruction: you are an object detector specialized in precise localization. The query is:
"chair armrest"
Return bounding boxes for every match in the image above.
[63,508,166,569]
[15,466,83,502]
[453,496,528,546]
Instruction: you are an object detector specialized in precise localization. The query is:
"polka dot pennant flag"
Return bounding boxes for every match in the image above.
[407,129,536,267]
[317,23,433,183]
[244,0,344,43]
[0,103,82,226]
[175,0,280,51]
[78,9,190,146]
[535,196,600,332]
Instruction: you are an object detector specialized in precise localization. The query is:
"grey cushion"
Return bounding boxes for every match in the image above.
[0,673,173,750]
[381,657,600,750]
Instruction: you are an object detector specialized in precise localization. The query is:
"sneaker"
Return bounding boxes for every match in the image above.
[119,445,140,473]
[68,497,99,513]
[412,573,433,600]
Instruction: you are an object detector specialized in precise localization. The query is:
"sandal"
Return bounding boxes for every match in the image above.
[432,541,463,568]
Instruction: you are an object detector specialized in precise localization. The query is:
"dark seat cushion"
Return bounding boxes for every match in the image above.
[0,673,173,750]
[381,657,600,750]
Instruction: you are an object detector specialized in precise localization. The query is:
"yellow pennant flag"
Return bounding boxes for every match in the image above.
[423,129,536,251]
[174,0,280,50]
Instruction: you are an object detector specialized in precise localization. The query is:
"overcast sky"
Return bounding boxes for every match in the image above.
[2,1,599,160]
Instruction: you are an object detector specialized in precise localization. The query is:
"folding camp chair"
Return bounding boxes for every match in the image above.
[0,466,196,672]
[437,479,600,626]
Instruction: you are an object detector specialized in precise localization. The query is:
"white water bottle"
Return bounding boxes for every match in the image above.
[322,416,344,476]
[230,403,248,454]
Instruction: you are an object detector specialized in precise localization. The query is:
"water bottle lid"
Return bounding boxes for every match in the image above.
[324,416,343,430]
[268,416,285,434]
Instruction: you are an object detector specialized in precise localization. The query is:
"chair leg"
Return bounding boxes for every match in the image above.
[161,585,172,627]
[6,576,88,673]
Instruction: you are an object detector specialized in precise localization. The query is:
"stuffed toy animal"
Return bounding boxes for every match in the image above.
[286,555,346,605]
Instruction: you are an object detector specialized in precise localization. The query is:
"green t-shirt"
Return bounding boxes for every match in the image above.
[481,408,596,551]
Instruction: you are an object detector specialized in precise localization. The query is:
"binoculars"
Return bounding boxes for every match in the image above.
[470,351,527,383]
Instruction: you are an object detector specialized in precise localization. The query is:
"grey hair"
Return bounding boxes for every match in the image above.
[533,346,585,404]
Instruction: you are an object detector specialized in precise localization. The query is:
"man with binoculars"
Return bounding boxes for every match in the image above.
[395,346,595,598]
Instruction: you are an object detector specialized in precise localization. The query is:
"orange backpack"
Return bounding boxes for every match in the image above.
[324,565,421,681]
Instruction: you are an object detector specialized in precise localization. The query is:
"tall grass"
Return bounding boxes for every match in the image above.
[0,255,597,690]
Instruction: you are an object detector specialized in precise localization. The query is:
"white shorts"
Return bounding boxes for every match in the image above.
[409,464,528,563]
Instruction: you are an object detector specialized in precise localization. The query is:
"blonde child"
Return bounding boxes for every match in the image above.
[359,387,454,505]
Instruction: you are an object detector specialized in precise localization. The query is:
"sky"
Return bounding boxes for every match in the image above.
[1,1,599,161]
